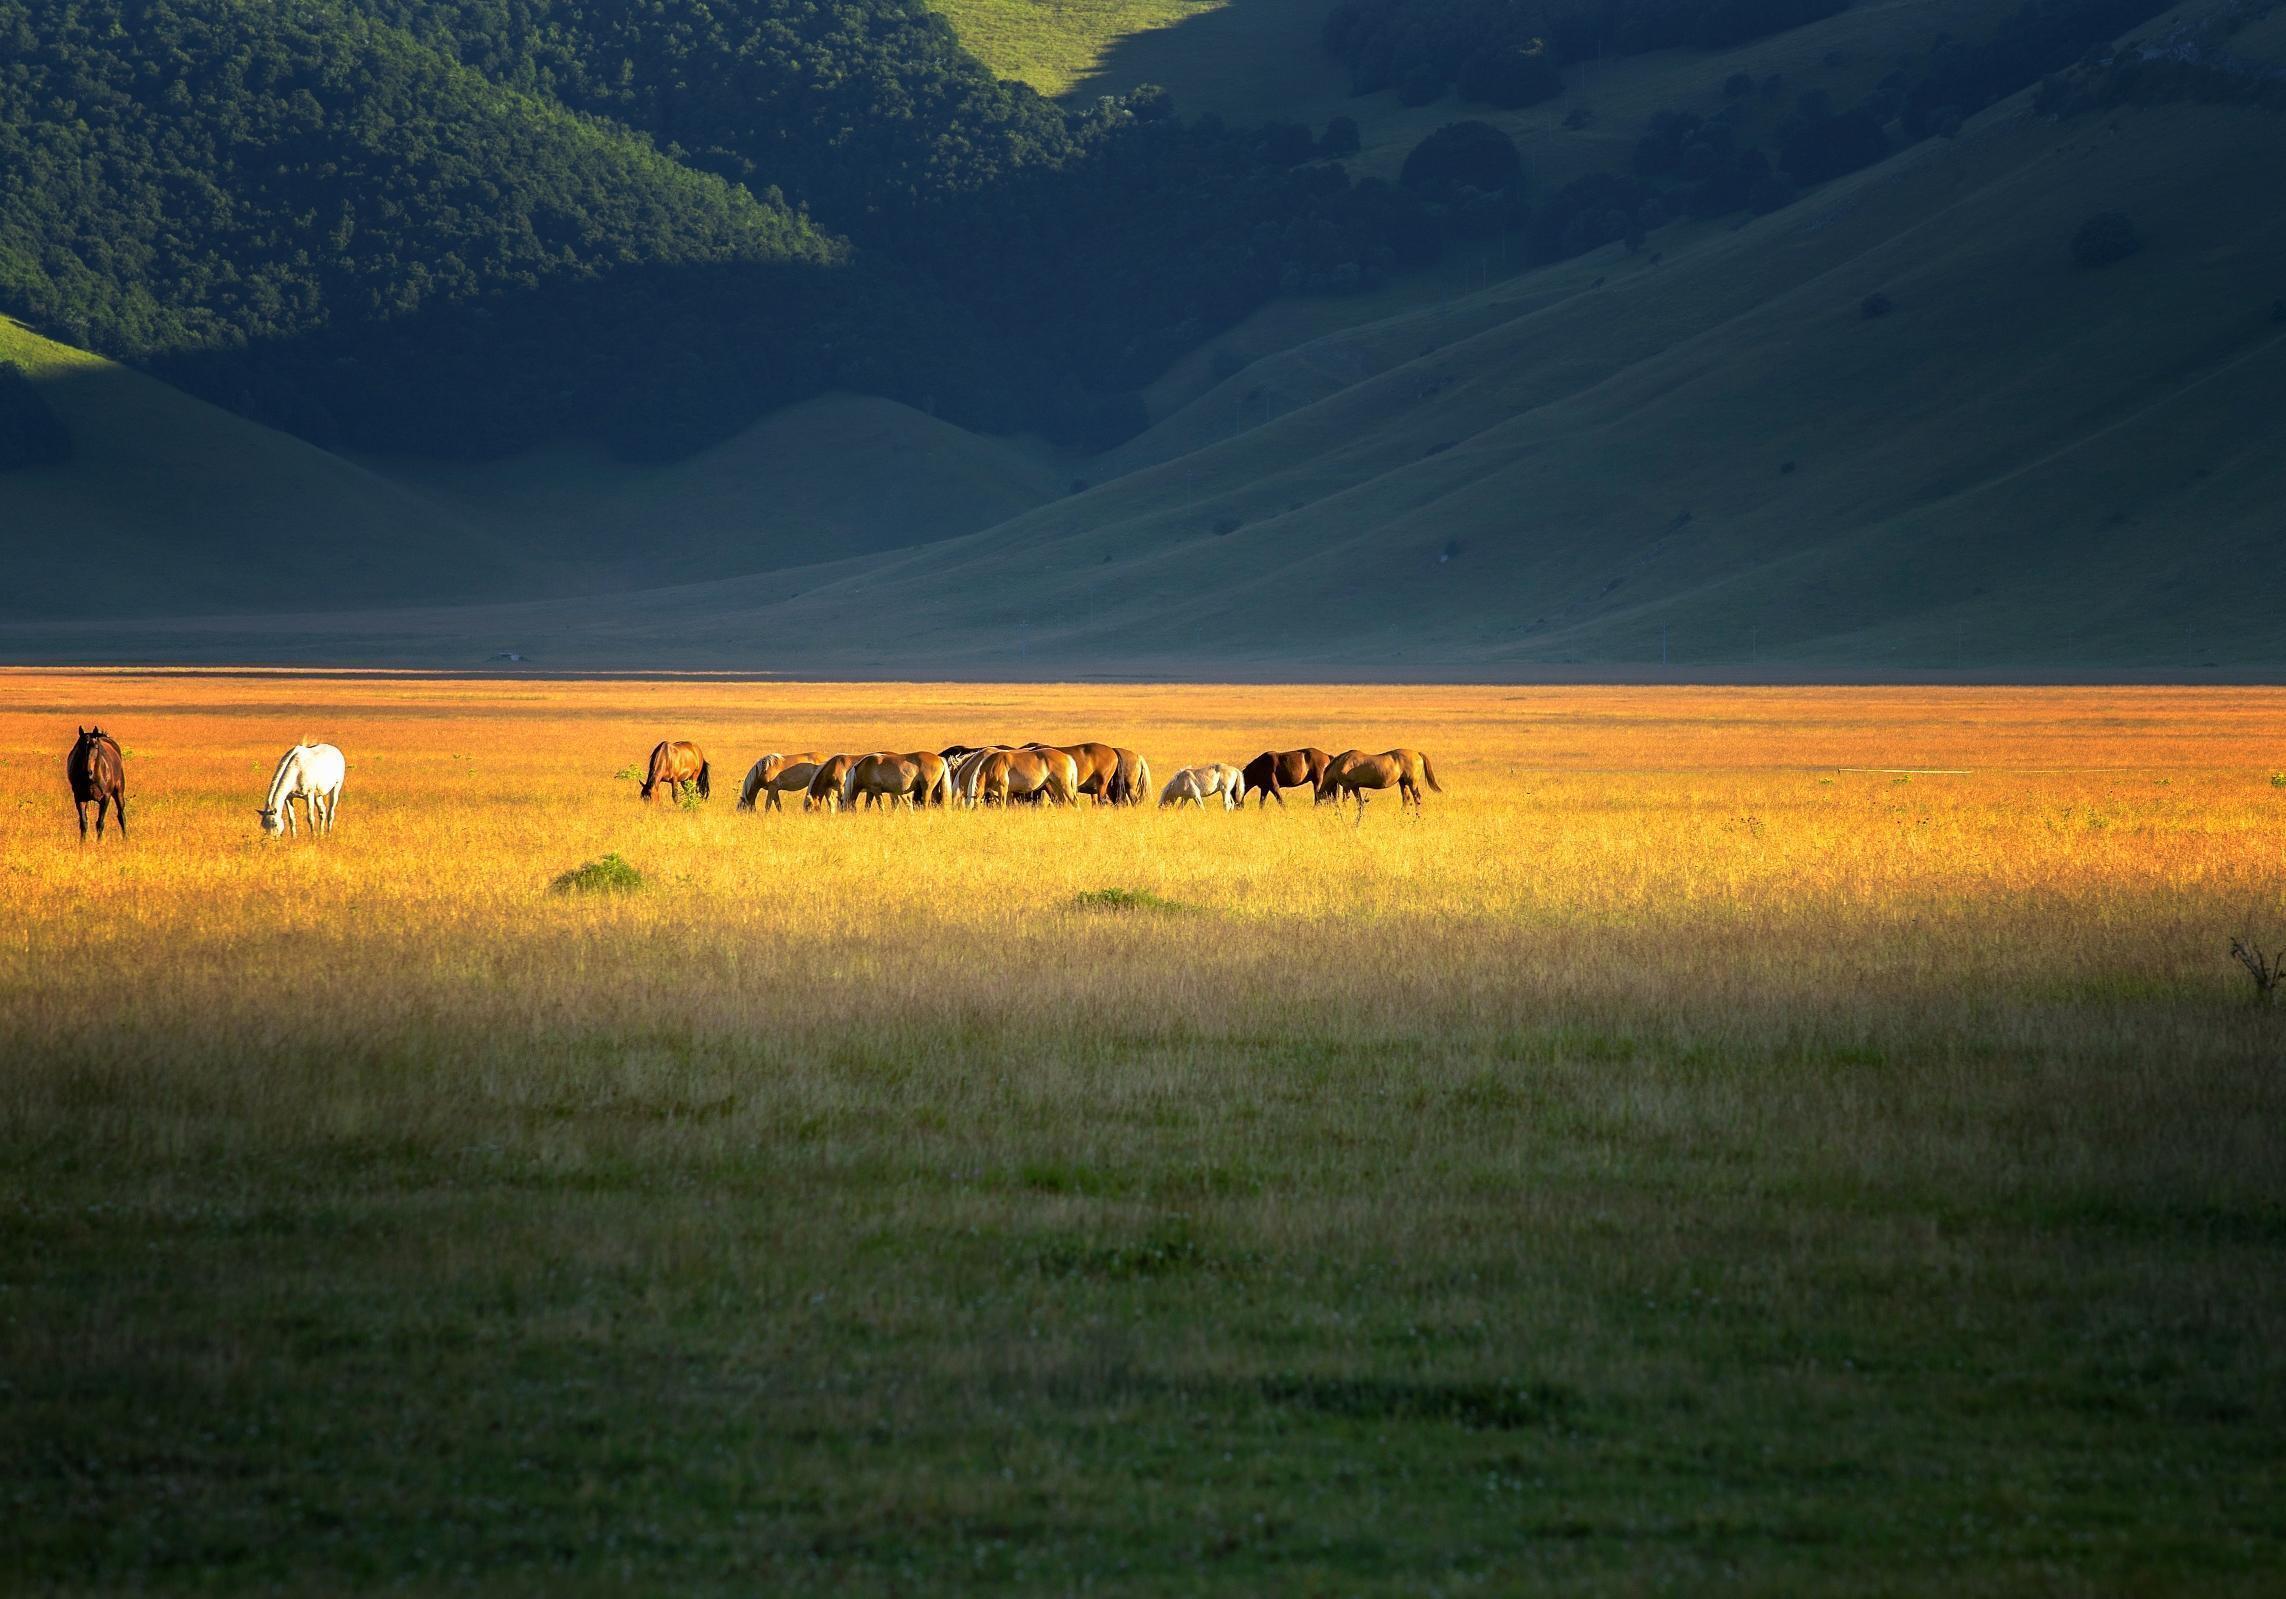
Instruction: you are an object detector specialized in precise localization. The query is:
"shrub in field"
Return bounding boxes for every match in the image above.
[2230,926,2283,1005]
[550,853,644,895]
[1072,888,1194,915]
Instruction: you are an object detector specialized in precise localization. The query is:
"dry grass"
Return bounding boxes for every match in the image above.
[2,673,2282,1592]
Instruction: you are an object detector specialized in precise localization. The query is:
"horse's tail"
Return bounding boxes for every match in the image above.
[842,762,862,809]
[1422,754,1442,793]
[696,758,711,799]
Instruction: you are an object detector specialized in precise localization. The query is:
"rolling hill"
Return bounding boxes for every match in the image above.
[0,316,522,618]
[2,0,2281,673]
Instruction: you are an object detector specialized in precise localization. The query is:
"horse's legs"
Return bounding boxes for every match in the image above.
[112,791,126,839]
[1353,790,1369,828]
[75,799,88,840]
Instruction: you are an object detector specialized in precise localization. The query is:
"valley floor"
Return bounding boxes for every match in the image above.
[2,675,2281,1592]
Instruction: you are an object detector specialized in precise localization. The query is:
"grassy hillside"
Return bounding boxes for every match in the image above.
[926,0,1236,96]
[32,0,2274,673]
[0,318,523,619]
[4,0,2280,674]
[382,394,1068,584]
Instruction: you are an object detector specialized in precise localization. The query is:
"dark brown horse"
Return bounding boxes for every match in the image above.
[1241,747,1331,807]
[639,740,710,803]
[67,726,127,840]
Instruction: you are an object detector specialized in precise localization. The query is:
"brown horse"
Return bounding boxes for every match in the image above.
[1241,747,1332,807]
[807,753,862,811]
[67,726,127,841]
[1316,748,1441,820]
[738,752,828,812]
[1111,746,1151,806]
[843,751,949,810]
[640,740,710,803]
[977,747,1079,806]
[1040,742,1124,803]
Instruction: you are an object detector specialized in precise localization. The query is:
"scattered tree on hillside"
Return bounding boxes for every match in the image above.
[1401,122,1524,192]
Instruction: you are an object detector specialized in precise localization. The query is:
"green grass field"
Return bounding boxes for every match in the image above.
[4,675,2283,1591]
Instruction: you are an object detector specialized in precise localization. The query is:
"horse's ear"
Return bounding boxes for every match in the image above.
[77,726,85,738]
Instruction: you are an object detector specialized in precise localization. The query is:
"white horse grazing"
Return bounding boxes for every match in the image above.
[259,743,346,838]
[1159,763,1243,810]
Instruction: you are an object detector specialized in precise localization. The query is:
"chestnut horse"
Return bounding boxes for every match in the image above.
[1316,748,1441,821]
[640,740,710,803]
[66,725,127,841]
[976,747,1079,806]
[807,753,862,811]
[1240,747,1331,807]
[738,752,827,812]
[843,751,949,810]
[1041,742,1125,803]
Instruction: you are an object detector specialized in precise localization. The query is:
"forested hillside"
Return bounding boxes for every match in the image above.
[4,0,2281,671]
[0,0,1443,457]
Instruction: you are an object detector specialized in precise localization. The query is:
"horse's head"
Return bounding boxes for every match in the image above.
[256,805,284,837]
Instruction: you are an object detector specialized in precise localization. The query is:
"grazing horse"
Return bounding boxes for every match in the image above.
[950,746,1014,806]
[976,747,1079,806]
[738,752,827,812]
[1042,742,1124,803]
[1160,763,1244,809]
[1241,747,1332,807]
[640,740,710,803]
[843,751,949,810]
[258,742,346,839]
[66,726,127,841]
[1316,748,1441,821]
[1111,747,1151,806]
[807,754,861,812]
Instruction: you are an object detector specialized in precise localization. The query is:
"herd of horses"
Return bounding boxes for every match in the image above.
[687,739,1441,818]
[56,726,1440,844]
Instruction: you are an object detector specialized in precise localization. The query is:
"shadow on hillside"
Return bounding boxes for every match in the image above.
[1065,0,1352,123]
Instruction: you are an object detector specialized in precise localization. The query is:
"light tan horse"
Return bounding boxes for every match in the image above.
[737,752,827,812]
[843,751,949,810]
[807,753,861,812]
[977,747,1079,806]
[1159,763,1244,809]
[1316,748,1442,821]
[1112,746,1151,806]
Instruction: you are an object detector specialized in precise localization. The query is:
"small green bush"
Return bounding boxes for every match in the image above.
[1072,888,1194,915]
[551,853,644,895]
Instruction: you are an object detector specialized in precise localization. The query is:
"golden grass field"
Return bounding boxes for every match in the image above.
[3,672,2283,1593]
